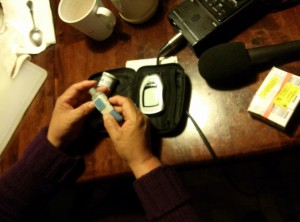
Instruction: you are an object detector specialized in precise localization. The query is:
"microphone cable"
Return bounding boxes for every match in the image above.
[155,31,272,196]
[155,34,267,196]
[186,110,269,197]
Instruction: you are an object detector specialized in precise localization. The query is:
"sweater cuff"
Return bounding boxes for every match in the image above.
[133,165,190,220]
[22,127,83,183]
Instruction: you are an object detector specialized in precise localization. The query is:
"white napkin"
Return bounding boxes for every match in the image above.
[0,0,56,78]
[126,56,178,71]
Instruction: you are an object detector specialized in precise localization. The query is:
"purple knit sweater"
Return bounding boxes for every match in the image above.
[0,128,200,221]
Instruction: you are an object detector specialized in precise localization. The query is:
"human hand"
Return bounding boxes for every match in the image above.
[103,96,161,178]
[47,80,97,149]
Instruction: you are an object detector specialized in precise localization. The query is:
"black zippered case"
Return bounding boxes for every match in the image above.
[87,63,190,135]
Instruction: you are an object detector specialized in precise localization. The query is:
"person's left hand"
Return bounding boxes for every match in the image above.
[47,80,97,149]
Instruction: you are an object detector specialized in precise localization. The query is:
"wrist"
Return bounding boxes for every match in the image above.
[47,134,61,148]
[129,155,162,179]
[47,127,62,149]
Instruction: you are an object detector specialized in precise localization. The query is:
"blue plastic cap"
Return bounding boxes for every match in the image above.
[110,110,123,122]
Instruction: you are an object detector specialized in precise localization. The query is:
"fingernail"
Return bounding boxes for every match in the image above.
[88,101,95,108]
[103,114,109,120]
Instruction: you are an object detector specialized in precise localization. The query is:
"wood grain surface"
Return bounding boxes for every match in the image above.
[1,0,300,181]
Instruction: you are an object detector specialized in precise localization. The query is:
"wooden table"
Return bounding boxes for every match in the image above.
[1,0,300,181]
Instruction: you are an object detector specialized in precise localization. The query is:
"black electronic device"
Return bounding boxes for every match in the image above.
[167,0,264,57]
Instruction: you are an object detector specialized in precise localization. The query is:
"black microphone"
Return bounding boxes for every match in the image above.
[198,41,300,83]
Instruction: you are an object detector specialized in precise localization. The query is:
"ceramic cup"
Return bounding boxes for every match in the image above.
[0,4,5,34]
[58,0,116,41]
[110,0,159,24]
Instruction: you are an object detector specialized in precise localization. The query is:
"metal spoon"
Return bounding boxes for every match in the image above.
[26,0,42,46]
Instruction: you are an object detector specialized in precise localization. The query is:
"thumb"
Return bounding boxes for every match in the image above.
[103,114,120,136]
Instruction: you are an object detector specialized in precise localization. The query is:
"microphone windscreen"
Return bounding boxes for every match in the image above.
[198,42,250,83]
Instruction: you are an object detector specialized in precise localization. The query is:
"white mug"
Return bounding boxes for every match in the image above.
[110,0,159,24]
[0,5,5,34]
[58,0,116,41]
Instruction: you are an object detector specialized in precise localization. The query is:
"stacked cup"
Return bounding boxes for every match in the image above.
[110,0,159,24]
[58,0,159,41]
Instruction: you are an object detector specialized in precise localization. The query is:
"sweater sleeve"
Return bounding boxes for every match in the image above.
[133,165,201,221]
[0,127,83,221]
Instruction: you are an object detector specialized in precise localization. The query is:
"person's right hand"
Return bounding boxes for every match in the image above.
[47,80,97,149]
[103,96,161,178]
